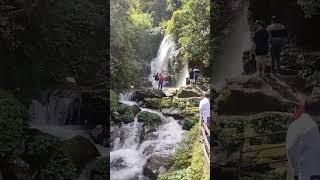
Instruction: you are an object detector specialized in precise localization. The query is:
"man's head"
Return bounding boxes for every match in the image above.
[255,20,264,29]
[272,16,280,23]
[201,90,210,99]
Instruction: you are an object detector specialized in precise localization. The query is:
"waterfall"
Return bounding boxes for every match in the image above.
[29,90,82,126]
[149,35,188,89]
[212,1,251,89]
[110,101,185,180]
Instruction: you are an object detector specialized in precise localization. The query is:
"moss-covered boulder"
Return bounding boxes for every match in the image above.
[142,98,161,109]
[117,103,141,124]
[59,136,100,172]
[137,111,162,126]
[0,90,29,158]
[135,89,166,101]
[23,129,59,169]
[176,89,201,98]
[215,81,297,115]
[90,157,108,180]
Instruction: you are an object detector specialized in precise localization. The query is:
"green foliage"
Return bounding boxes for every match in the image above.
[24,131,59,168]
[164,0,210,76]
[190,142,209,180]
[110,90,119,112]
[93,157,108,179]
[183,116,198,130]
[111,0,165,89]
[117,103,139,123]
[297,0,320,18]
[158,167,192,180]
[0,90,29,158]
[39,149,77,180]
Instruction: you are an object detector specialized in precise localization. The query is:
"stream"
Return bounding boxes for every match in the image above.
[110,96,185,180]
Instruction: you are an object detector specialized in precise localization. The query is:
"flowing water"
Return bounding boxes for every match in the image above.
[110,95,185,180]
[149,35,188,89]
[212,1,251,89]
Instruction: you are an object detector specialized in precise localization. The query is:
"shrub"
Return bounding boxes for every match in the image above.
[0,90,29,158]
[110,90,119,112]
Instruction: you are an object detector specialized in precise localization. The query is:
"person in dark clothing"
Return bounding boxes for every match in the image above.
[193,67,200,85]
[189,68,195,86]
[253,20,269,76]
[153,73,159,81]
[267,16,288,74]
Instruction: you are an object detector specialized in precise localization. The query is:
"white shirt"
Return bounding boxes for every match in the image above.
[199,97,210,123]
[286,113,320,180]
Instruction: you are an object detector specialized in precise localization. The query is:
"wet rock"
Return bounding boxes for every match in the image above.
[137,111,162,127]
[90,124,107,146]
[143,155,171,180]
[215,76,298,115]
[161,108,185,119]
[176,88,201,98]
[6,158,32,180]
[142,98,161,109]
[135,89,166,101]
[60,136,100,170]
[111,157,127,170]
[117,103,141,124]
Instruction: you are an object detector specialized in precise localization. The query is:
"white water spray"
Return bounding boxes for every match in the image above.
[110,100,185,180]
[149,35,188,89]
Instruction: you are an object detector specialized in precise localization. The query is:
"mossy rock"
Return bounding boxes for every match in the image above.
[59,136,100,172]
[159,97,174,109]
[137,111,162,126]
[117,103,141,124]
[215,84,297,115]
[0,90,29,158]
[143,98,161,109]
[91,157,108,179]
[176,89,201,98]
[23,129,60,168]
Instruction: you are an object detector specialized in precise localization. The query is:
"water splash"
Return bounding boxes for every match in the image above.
[110,101,185,180]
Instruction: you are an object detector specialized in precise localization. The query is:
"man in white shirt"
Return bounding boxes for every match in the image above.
[199,91,210,126]
[286,87,320,180]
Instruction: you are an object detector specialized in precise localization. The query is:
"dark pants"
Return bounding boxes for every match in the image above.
[158,81,163,90]
[271,46,282,73]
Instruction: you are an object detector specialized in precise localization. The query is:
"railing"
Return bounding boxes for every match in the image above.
[200,117,210,164]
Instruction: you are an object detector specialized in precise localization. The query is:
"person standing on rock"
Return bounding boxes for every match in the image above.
[286,87,320,180]
[189,68,195,86]
[253,20,269,77]
[267,16,288,74]
[158,73,165,90]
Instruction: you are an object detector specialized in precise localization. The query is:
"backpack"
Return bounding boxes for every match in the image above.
[154,75,159,81]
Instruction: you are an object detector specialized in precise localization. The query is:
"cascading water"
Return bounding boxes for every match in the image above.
[212,1,251,89]
[110,100,185,180]
[149,35,188,89]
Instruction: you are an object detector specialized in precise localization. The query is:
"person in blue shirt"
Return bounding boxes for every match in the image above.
[267,16,288,74]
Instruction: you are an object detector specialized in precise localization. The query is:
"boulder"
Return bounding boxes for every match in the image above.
[90,124,107,146]
[60,136,100,171]
[142,98,161,109]
[117,103,141,124]
[215,76,298,115]
[138,111,162,134]
[176,88,201,98]
[143,155,171,180]
[161,108,185,119]
[135,89,166,101]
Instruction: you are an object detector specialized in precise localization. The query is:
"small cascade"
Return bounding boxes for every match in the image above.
[119,91,135,101]
[110,100,185,180]
[149,35,188,89]
[29,90,82,126]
